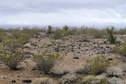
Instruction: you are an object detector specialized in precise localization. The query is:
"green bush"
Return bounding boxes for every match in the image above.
[0,51,24,70]
[114,42,126,56]
[11,29,22,39]
[0,32,7,42]
[0,38,25,70]
[53,28,64,39]
[33,48,60,74]
[22,27,42,36]
[89,29,106,38]
[82,56,111,75]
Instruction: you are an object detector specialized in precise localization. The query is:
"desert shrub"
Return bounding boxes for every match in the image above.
[33,48,60,74]
[106,27,117,44]
[89,28,106,38]
[11,29,22,39]
[114,42,126,56]
[22,27,42,36]
[82,56,111,75]
[47,25,53,36]
[118,28,126,35]
[53,28,64,39]
[62,25,70,36]
[0,38,25,70]
[77,34,92,42]
[108,77,123,84]
[59,74,78,84]
[82,75,110,84]
[0,32,7,42]
[0,51,24,70]
[106,66,122,78]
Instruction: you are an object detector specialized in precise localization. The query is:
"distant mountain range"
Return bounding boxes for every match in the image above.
[0,22,126,29]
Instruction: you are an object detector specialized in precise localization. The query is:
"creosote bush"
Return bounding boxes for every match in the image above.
[33,48,60,74]
[82,56,111,75]
[0,51,24,70]
[114,42,126,56]
[0,39,25,70]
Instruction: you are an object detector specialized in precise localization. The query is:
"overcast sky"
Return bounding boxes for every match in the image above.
[0,0,126,28]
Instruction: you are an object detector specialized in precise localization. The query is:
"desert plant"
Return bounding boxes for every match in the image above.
[89,28,106,38]
[106,27,117,44]
[47,25,53,36]
[59,74,78,84]
[0,32,7,42]
[114,42,126,56]
[82,56,111,75]
[22,27,42,36]
[108,77,123,84]
[53,28,64,39]
[33,48,60,74]
[11,29,22,39]
[106,66,122,77]
[0,51,24,70]
[0,38,25,70]
[82,75,110,84]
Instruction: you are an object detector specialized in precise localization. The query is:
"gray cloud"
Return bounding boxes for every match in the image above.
[0,0,126,28]
[0,0,125,14]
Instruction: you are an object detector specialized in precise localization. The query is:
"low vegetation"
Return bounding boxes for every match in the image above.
[82,56,112,75]
[33,47,60,74]
[0,25,125,83]
[114,42,126,56]
[106,27,117,44]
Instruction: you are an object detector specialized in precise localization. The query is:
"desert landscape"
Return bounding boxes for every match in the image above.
[0,26,126,84]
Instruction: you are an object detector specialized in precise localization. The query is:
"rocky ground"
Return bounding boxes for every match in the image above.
[0,33,126,84]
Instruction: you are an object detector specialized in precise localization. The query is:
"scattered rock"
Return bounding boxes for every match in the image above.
[22,80,32,83]
[73,57,79,59]
[25,55,31,58]
[108,58,113,61]
[11,80,16,83]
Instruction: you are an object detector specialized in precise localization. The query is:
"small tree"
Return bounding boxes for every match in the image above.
[46,25,53,37]
[106,27,117,44]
